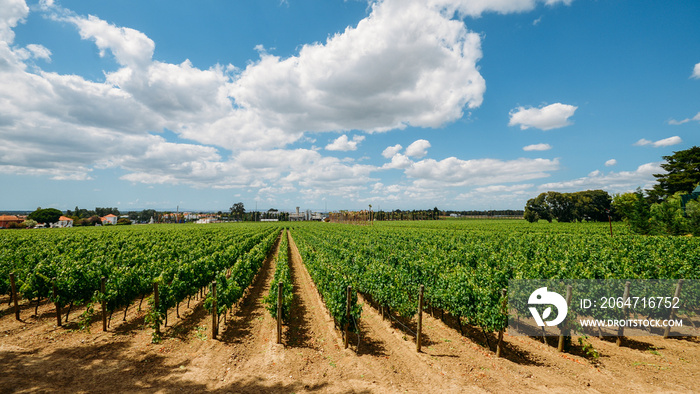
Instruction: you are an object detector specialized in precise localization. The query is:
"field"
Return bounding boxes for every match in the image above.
[1,220,700,393]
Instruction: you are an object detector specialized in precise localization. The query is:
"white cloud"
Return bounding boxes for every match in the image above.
[382,153,413,170]
[66,14,154,68]
[693,62,700,79]
[0,0,576,203]
[508,103,577,130]
[325,134,365,151]
[431,0,573,17]
[405,157,560,186]
[229,0,486,136]
[0,0,28,43]
[405,139,431,158]
[605,159,617,167]
[381,144,403,158]
[634,136,682,147]
[538,162,661,194]
[669,112,700,125]
[24,44,51,61]
[523,143,551,151]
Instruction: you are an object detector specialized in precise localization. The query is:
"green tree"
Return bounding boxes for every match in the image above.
[28,208,62,224]
[611,192,637,221]
[524,193,551,223]
[648,146,700,202]
[230,202,245,220]
[629,189,652,234]
[685,199,700,236]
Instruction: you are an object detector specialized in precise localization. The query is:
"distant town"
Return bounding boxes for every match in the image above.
[0,204,524,229]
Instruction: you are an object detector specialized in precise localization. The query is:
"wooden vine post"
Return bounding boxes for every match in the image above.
[344,285,351,349]
[211,281,218,340]
[153,282,160,335]
[416,285,424,352]
[663,279,684,339]
[10,273,19,321]
[277,282,283,344]
[496,288,507,357]
[51,278,62,327]
[101,277,107,332]
[557,285,573,352]
[616,281,631,346]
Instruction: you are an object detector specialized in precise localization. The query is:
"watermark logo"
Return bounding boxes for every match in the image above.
[528,287,568,327]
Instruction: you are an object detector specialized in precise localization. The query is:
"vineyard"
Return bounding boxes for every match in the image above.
[1,220,700,392]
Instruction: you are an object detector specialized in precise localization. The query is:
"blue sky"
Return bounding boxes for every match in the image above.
[0,0,698,212]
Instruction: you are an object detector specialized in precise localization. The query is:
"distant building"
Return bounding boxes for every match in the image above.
[53,216,74,228]
[289,207,305,221]
[0,215,22,228]
[101,214,118,225]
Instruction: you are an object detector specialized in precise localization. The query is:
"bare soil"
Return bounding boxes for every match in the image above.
[1,230,700,393]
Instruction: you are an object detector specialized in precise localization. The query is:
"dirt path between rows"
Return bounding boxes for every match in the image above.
[2,228,700,393]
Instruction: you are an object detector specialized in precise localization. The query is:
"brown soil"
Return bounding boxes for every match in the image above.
[1,230,699,393]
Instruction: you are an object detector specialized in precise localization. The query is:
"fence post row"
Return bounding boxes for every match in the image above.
[211,281,218,340]
[277,282,283,344]
[416,285,424,353]
[496,288,507,357]
[663,279,684,339]
[101,277,107,332]
[557,285,573,352]
[10,273,19,321]
[616,281,631,346]
[153,282,160,335]
[52,278,61,327]
[344,285,351,349]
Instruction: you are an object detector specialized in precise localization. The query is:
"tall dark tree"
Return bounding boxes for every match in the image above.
[648,146,700,202]
[28,208,62,224]
[230,202,245,220]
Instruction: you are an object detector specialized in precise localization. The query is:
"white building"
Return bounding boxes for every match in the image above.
[101,214,118,225]
[52,216,74,228]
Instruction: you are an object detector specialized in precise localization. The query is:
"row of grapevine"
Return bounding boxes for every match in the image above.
[291,229,361,333]
[0,223,282,326]
[264,229,293,322]
[204,228,281,322]
[291,220,700,334]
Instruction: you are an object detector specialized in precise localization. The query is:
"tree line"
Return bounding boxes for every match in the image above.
[523,146,700,236]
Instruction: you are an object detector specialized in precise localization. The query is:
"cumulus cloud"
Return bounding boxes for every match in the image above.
[523,143,551,151]
[693,62,700,79]
[229,0,486,136]
[381,144,403,158]
[0,0,577,201]
[68,14,154,68]
[382,153,413,170]
[405,156,560,186]
[325,135,365,151]
[605,159,617,167]
[0,0,28,43]
[405,139,431,158]
[633,136,682,147]
[538,162,661,193]
[508,103,577,130]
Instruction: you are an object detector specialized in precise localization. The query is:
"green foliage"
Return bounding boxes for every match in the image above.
[648,146,700,202]
[629,188,652,235]
[612,192,637,221]
[685,200,700,236]
[524,190,611,223]
[577,335,600,364]
[28,208,62,224]
[264,230,293,322]
[650,192,689,235]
